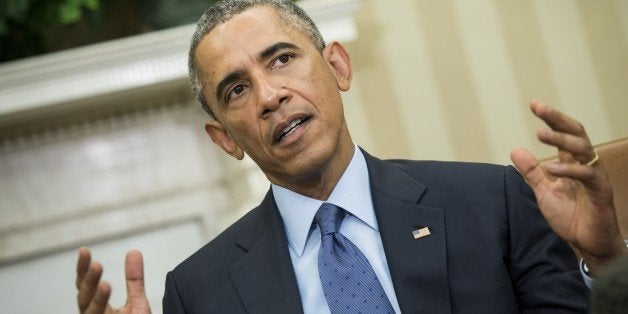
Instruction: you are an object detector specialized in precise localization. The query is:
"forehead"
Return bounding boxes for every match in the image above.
[194,6,310,84]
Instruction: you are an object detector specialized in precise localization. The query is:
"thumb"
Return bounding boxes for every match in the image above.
[125,250,148,302]
[510,147,547,190]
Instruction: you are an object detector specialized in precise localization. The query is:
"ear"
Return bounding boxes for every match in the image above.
[322,41,352,91]
[205,120,245,160]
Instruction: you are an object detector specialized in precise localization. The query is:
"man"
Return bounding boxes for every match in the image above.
[76,0,627,313]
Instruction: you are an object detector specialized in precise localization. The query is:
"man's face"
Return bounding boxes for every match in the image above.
[195,6,353,189]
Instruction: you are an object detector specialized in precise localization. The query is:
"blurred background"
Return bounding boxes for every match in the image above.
[1,0,627,312]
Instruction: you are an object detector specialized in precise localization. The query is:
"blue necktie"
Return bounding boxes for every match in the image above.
[315,202,395,313]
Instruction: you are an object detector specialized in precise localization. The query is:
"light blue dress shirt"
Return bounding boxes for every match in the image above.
[272,146,402,314]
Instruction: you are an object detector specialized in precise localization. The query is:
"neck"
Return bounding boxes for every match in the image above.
[274,133,355,200]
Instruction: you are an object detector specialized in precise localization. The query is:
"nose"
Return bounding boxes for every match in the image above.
[255,74,290,118]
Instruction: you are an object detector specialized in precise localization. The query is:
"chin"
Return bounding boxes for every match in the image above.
[292,145,338,178]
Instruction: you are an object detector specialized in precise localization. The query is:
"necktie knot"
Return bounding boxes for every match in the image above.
[314,202,345,236]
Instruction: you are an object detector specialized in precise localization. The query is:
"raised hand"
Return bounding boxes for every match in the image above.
[510,101,626,273]
[76,247,152,314]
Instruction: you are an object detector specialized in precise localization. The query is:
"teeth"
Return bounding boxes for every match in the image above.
[278,118,303,141]
[281,119,302,134]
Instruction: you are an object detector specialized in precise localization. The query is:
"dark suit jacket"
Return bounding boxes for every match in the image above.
[163,151,588,313]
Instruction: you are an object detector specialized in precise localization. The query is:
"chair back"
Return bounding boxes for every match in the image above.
[596,137,628,238]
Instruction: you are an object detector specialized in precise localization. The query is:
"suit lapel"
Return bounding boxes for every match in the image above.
[228,191,304,314]
[364,151,452,313]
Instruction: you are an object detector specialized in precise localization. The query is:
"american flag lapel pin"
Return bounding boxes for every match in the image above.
[412,226,431,239]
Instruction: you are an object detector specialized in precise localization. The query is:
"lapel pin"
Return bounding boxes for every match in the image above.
[412,226,431,240]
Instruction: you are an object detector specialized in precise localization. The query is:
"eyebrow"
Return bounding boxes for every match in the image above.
[215,70,246,104]
[259,42,298,60]
[214,42,300,103]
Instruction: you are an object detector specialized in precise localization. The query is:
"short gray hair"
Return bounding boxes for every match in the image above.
[189,0,325,118]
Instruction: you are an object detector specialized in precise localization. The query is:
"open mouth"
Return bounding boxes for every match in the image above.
[276,117,310,143]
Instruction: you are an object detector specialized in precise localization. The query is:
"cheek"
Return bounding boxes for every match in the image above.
[219,113,250,138]
[293,68,333,103]
[228,113,268,145]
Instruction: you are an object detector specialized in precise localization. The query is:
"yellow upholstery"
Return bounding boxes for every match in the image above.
[595,137,628,239]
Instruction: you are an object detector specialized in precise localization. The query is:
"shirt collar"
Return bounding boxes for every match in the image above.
[272,145,377,257]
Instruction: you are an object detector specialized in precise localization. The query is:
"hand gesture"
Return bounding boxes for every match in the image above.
[76,247,152,314]
[510,101,626,273]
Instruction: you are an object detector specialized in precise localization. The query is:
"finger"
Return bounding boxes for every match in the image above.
[125,250,148,301]
[510,147,549,189]
[530,101,589,138]
[557,150,575,164]
[84,282,111,314]
[77,262,104,312]
[543,162,596,181]
[536,128,595,164]
[543,161,610,195]
[76,247,92,288]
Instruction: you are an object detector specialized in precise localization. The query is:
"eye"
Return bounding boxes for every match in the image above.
[278,54,290,63]
[226,84,247,103]
[272,53,294,68]
[233,85,245,94]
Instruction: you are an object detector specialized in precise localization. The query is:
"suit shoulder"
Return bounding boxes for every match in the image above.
[170,202,269,278]
[382,159,531,201]
[386,159,517,183]
[163,193,293,311]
